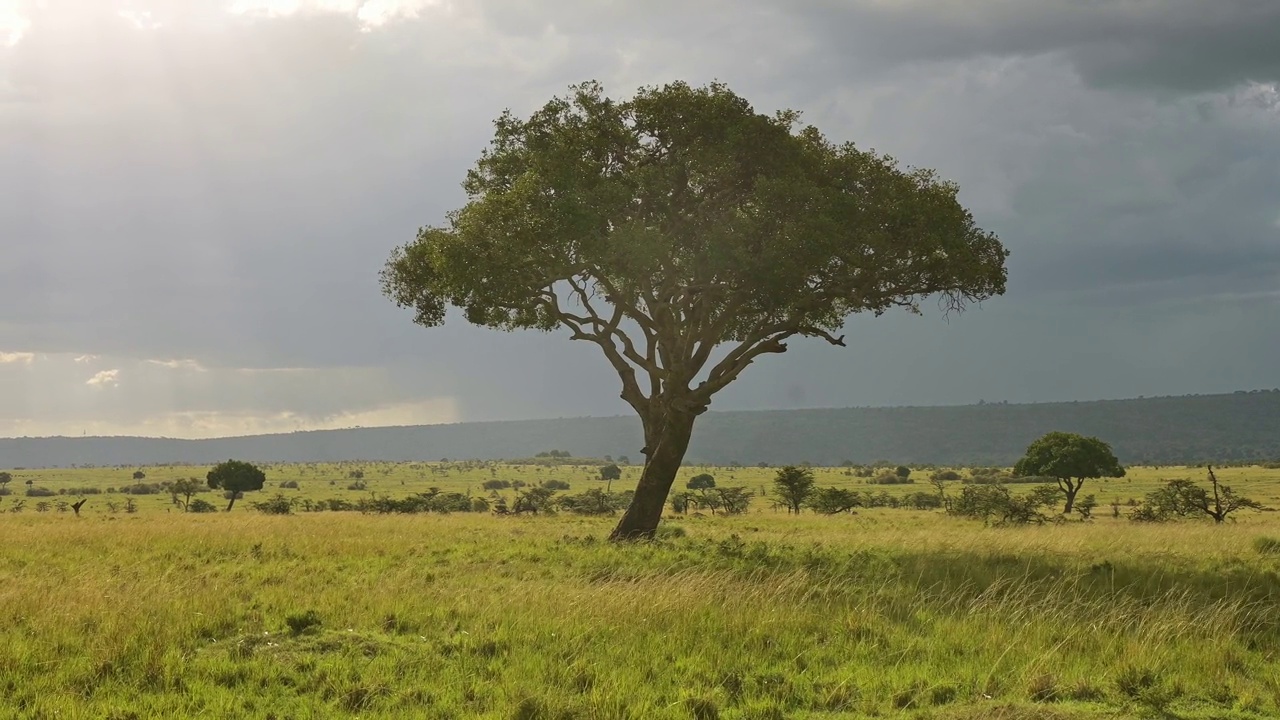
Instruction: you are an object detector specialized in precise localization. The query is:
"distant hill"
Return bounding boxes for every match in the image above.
[2,390,1279,469]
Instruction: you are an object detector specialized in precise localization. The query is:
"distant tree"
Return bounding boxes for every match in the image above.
[1136,466,1265,524]
[0,472,10,489]
[1013,432,1125,514]
[617,456,631,466]
[132,470,146,481]
[600,464,622,482]
[686,473,716,490]
[348,469,365,480]
[381,83,1006,540]
[809,487,861,514]
[206,460,267,512]
[894,465,911,480]
[169,478,204,512]
[773,466,815,514]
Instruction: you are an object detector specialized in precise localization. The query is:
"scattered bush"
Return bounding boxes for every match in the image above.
[950,484,1059,524]
[347,480,367,491]
[25,487,56,497]
[870,472,913,485]
[809,487,861,514]
[687,473,716,490]
[252,494,295,515]
[119,482,165,495]
[61,487,102,495]
[482,479,511,490]
[541,479,571,490]
[187,498,218,513]
[278,480,299,489]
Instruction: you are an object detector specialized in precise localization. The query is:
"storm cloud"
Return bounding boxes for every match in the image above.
[1,0,1277,438]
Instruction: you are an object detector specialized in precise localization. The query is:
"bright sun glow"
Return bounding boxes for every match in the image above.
[0,0,30,47]
[227,0,439,28]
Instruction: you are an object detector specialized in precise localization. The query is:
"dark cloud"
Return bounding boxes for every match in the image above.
[0,1,1277,436]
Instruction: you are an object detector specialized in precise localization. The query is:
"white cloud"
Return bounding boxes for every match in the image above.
[0,352,34,364]
[74,354,99,363]
[86,369,120,387]
[0,399,457,438]
[226,0,440,28]
[146,358,206,372]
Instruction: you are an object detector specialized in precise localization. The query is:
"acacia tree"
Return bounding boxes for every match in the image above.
[382,81,1008,540]
[206,460,266,512]
[1012,432,1125,514]
[772,465,816,514]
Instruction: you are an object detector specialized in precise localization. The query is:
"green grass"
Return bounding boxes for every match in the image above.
[1,463,1280,718]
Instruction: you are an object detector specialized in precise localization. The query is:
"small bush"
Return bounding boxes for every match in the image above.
[0,487,10,496]
[25,487,56,497]
[347,480,367,491]
[481,479,510,490]
[188,498,218,513]
[119,483,165,495]
[63,487,102,495]
[278,480,299,489]
[252,495,294,515]
[541,479,571,490]
[870,472,913,485]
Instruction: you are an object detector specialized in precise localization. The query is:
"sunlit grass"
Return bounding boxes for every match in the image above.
[2,495,1280,717]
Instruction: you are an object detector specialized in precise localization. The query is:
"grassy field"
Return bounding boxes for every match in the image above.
[2,463,1280,718]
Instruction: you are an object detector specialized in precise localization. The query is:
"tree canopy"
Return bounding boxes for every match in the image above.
[206,460,267,512]
[382,80,1008,539]
[1013,432,1125,513]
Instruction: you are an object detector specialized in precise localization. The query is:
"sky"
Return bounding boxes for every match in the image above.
[1,0,1278,439]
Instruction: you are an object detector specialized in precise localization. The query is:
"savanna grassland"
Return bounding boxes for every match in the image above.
[2,462,1280,719]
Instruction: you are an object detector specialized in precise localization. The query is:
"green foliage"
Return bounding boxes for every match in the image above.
[541,479,571,491]
[25,486,56,497]
[0,471,10,487]
[894,465,911,479]
[1132,468,1264,523]
[599,464,621,482]
[950,484,1060,525]
[772,466,815,514]
[869,472,914,485]
[555,488,631,516]
[187,498,218,514]
[206,460,267,511]
[808,487,861,514]
[686,473,716,490]
[252,495,295,515]
[1014,432,1125,513]
[382,80,1006,534]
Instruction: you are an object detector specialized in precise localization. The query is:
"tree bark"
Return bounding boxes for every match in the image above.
[1062,480,1081,514]
[609,407,697,541]
[226,496,236,512]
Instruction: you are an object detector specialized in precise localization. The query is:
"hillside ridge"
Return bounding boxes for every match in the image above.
[2,390,1278,468]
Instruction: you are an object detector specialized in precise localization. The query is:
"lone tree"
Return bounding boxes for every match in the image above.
[773,465,816,514]
[687,473,716,490]
[206,460,267,512]
[600,463,622,482]
[0,472,10,491]
[132,470,146,482]
[1013,432,1125,514]
[382,80,1008,540]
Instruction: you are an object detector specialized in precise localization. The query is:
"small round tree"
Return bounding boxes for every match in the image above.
[687,473,716,490]
[207,460,267,512]
[773,466,816,514]
[600,464,622,482]
[1013,432,1125,514]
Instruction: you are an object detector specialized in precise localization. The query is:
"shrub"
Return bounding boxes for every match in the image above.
[950,484,1058,524]
[0,488,10,496]
[63,487,102,495]
[252,495,294,515]
[187,498,218,513]
[687,473,716,490]
[278,480,299,489]
[541,479,571,490]
[870,472,913,485]
[25,487,56,497]
[119,482,164,495]
[809,487,861,514]
[481,479,511,490]
[347,480,367,491]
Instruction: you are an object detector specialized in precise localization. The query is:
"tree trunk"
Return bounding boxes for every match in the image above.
[226,495,236,512]
[1062,481,1080,514]
[609,408,697,541]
